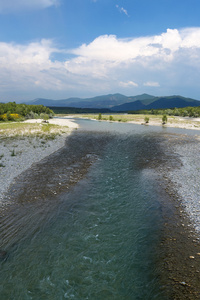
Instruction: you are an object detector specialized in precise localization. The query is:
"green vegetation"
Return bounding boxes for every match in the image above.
[79,114,140,122]
[11,149,16,156]
[98,113,102,120]
[0,122,69,138]
[40,113,49,122]
[49,106,110,114]
[162,115,168,124]
[0,102,54,122]
[144,116,149,124]
[128,106,200,117]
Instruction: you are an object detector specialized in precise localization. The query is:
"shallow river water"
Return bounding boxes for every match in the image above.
[0,119,200,299]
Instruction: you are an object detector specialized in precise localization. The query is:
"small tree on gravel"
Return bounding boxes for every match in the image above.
[144,116,149,124]
[162,114,167,125]
[98,113,102,120]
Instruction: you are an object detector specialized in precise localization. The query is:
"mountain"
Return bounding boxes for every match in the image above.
[26,97,82,107]
[125,93,155,104]
[111,95,200,111]
[23,94,200,111]
[24,93,154,109]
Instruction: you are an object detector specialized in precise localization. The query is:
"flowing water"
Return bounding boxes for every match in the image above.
[0,119,199,299]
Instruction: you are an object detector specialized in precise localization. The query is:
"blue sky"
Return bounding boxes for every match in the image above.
[1,0,200,101]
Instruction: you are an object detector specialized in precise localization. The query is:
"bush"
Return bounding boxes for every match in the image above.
[109,115,113,121]
[11,149,16,156]
[98,113,102,120]
[25,111,36,119]
[40,113,49,122]
[144,116,149,124]
[162,114,168,124]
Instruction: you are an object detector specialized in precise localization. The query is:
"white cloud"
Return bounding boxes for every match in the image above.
[1,27,200,100]
[119,81,138,87]
[0,0,59,13]
[143,82,160,87]
[116,5,129,16]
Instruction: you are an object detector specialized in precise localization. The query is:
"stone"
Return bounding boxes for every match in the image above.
[0,250,7,260]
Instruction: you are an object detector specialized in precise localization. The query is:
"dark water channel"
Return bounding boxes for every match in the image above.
[0,119,200,299]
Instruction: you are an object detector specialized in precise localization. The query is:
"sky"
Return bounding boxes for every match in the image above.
[1,0,200,102]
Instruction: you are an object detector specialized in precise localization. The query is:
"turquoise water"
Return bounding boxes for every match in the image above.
[0,120,187,299]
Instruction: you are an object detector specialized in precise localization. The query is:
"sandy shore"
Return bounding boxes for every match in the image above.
[0,117,79,205]
[129,116,200,131]
[23,117,79,128]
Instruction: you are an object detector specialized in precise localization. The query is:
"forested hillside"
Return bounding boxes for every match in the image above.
[128,106,200,117]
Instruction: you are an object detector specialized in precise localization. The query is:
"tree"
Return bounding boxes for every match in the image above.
[98,113,102,120]
[162,114,167,124]
[40,113,49,123]
[109,115,113,121]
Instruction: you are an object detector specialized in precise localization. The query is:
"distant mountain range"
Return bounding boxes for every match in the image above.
[23,93,200,111]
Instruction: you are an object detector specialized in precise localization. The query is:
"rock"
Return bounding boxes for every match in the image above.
[0,250,7,260]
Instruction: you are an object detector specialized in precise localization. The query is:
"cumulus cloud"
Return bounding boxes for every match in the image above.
[70,28,200,65]
[0,0,59,13]
[66,28,200,82]
[1,27,200,100]
[0,39,69,93]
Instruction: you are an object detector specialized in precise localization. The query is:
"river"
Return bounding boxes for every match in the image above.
[0,119,200,299]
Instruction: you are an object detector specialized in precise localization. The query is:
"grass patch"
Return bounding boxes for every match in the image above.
[0,121,69,138]
[11,149,16,156]
[75,113,162,123]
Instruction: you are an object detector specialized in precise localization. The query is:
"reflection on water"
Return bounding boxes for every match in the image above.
[0,119,197,299]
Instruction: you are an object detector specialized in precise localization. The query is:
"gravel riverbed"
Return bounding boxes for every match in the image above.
[0,133,71,205]
[166,135,200,234]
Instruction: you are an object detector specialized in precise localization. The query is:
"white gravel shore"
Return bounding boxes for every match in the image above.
[0,117,79,205]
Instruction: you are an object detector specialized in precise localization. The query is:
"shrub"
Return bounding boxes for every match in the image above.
[25,111,36,119]
[0,114,7,121]
[144,116,149,124]
[109,115,113,121]
[10,113,20,120]
[98,113,102,120]
[40,113,49,122]
[162,115,168,124]
[11,149,16,156]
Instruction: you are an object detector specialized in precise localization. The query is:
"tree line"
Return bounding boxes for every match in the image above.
[0,102,54,121]
[128,106,200,117]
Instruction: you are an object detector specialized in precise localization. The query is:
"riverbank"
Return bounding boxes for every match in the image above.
[74,114,200,131]
[156,133,200,299]
[0,118,79,205]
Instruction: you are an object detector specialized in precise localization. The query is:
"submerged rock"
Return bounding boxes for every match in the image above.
[0,250,7,260]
